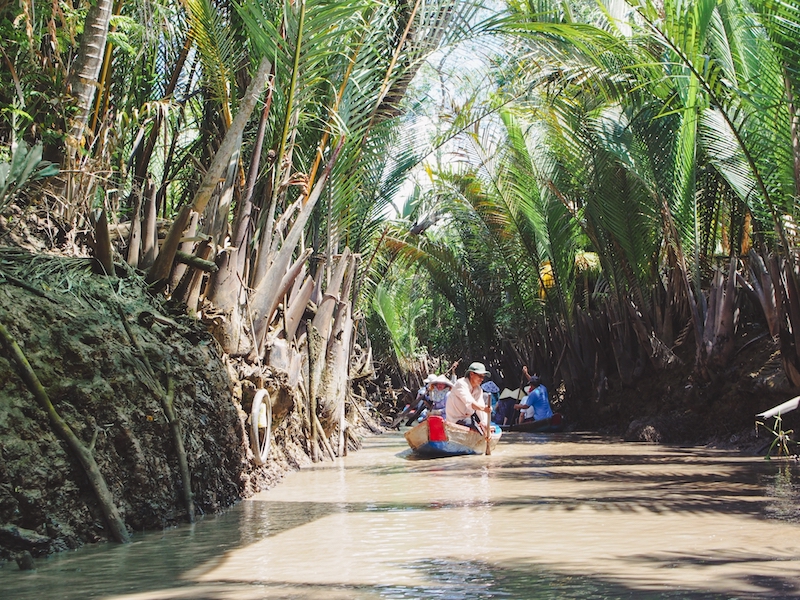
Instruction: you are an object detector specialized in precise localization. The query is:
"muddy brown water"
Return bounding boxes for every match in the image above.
[2,432,799,599]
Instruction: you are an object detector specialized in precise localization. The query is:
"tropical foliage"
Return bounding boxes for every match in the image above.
[3,0,800,409]
[371,0,800,401]
[0,0,482,466]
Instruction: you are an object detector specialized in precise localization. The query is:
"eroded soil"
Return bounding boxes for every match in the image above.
[0,248,311,562]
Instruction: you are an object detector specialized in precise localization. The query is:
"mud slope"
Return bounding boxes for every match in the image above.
[0,248,253,560]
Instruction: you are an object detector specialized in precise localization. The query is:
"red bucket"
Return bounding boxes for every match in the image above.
[428,415,447,442]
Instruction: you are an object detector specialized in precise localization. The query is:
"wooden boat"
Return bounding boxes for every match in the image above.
[404,414,502,458]
[502,412,565,433]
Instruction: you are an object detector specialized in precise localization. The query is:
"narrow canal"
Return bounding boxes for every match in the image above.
[3,432,800,599]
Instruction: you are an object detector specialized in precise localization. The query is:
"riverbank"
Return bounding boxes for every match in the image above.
[0,248,257,562]
[0,247,382,566]
[1,241,796,568]
[562,320,798,453]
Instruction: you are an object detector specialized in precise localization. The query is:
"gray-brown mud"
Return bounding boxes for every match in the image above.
[0,248,313,563]
[572,320,800,451]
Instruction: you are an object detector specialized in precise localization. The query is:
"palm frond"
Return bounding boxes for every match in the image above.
[186,0,246,125]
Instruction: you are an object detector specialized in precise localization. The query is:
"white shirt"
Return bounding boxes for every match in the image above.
[446,377,486,424]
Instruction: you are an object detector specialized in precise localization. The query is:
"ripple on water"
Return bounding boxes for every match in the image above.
[1,432,799,599]
[762,463,800,523]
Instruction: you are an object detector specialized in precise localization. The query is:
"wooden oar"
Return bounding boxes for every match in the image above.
[445,358,461,378]
[484,398,492,456]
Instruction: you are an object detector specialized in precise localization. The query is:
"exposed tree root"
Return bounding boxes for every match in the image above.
[117,305,195,523]
[0,320,131,544]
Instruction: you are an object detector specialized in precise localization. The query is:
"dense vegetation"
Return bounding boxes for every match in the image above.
[2,0,800,430]
[369,0,800,405]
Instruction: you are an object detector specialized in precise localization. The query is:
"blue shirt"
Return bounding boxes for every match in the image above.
[522,385,553,421]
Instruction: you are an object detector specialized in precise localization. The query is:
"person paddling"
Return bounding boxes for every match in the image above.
[514,366,554,424]
[446,362,492,431]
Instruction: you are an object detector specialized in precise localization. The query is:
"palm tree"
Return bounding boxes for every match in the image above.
[368,0,800,400]
[66,0,114,157]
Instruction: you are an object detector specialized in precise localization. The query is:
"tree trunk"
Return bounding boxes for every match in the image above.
[307,319,322,462]
[309,250,351,390]
[140,180,158,269]
[282,276,314,341]
[252,248,312,354]
[247,144,342,347]
[206,74,274,310]
[167,212,200,289]
[185,241,213,318]
[172,240,211,307]
[67,0,113,155]
[312,249,351,338]
[204,142,240,247]
[126,189,143,268]
[320,300,353,435]
[738,249,780,338]
[778,258,800,386]
[702,257,738,372]
[93,209,114,275]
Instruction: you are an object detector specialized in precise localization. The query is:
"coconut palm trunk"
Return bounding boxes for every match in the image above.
[67,0,114,156]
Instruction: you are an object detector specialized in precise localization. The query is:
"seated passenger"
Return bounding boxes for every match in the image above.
[494,388,520,426]
[405,374,435,425]
[428,375,452,414]
[481,380,500,415]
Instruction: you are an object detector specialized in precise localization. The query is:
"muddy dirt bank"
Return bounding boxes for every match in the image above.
[568,321,800,452]
[0,248,327,563]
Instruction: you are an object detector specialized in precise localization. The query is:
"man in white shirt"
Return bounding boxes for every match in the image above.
[446,362,492,430]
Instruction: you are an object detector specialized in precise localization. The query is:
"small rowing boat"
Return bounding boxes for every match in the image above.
[501,412,565,433]
[404,414,502,458]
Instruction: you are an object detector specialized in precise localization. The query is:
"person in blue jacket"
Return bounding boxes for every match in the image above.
[514,366,553,423]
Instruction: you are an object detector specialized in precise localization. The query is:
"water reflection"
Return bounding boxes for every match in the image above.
[385,558,734,599]
[762,465,800,523]
[1,432,799,599]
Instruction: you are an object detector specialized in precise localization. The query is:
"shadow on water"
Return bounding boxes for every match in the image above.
[385,557,798,600]
[360,441,800,523]
[6,552,791,600]
[3,493,798,599]
[1,433,799,599]
[178,558,791,599]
